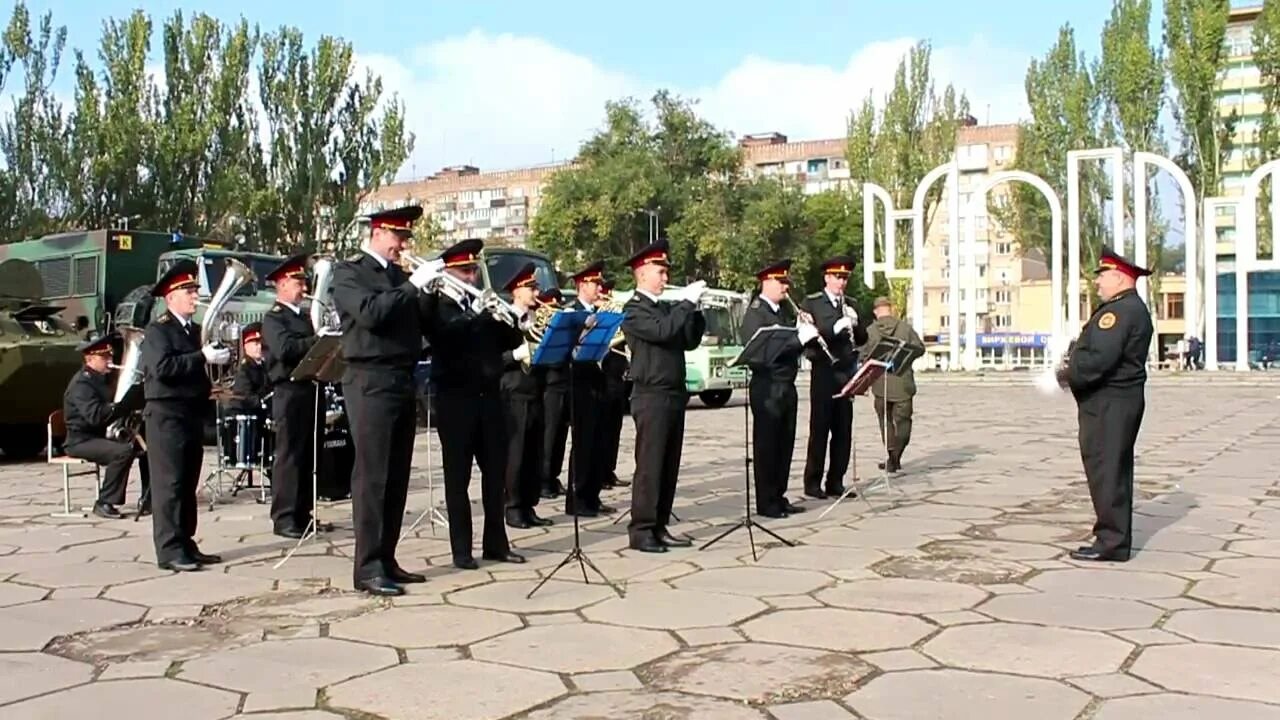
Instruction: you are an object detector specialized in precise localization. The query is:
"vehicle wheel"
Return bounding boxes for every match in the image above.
[699,389,732,408]
[0,424,47,459]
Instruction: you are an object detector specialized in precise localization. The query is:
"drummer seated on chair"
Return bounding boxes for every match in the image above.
[230,322,269,415]
[62,334,150,520]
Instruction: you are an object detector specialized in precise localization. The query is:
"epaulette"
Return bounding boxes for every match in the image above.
[806,291,823,299]
[749,298,761,309]
[346,253,363,263]
[271,304,282,313]
[157,312,172,324]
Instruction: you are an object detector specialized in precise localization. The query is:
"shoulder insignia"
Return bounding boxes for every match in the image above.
[157,313,171,324]
[749,298,761,309]
[271,305,282,313]
[1097,312,1116,330]
[806,291,822,299]
[346,253,363,263]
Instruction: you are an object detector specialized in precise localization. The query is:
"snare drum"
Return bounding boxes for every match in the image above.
[220,414,263,469]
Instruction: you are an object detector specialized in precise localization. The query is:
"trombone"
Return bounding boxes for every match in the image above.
[401,251,525,327]
[783,294,835,362]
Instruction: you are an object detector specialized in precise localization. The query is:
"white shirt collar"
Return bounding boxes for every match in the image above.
[362,246,390,269]
[762,296,780,313]
[169,310,192,327]
[825,290,841,305]
[638,289,660,303]
[279,300,302,314]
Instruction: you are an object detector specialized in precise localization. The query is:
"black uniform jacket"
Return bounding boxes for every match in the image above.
[801,291,868,381]
[230,360,268,412]
[141,310,211,404]
[329,252,436,371]
[262,302,318,386]
[621,292,705,393]
[1067,288,1154,400]
[429,295,525,392]
[739,297,804,384]
[63,369,120,446]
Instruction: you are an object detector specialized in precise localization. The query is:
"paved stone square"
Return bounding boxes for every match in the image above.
[1,374,1278,719]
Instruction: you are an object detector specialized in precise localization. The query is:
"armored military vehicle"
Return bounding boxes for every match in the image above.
[0,258,84,459]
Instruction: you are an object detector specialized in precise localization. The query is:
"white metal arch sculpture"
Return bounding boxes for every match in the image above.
[1232,158,1280,370]
[964,170,1068,371]
[1134,152,1198,360]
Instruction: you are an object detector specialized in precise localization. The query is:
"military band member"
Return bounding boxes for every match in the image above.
[330,205,441,596]
[229,322,269,415]
[597,279,630,489]
[621,239,706,553]
[565,261,614,516]
[141,260,231,571]
[1060,248,1154,563]
[538,287,570,499]
[427,238,528,569]
[261,254,319,539]
[500,263,553,529]
[62,334,150,519]
[801,255,868,499]
[739,260,820,518]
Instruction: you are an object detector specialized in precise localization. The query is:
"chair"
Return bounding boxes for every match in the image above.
[47,410,102,518]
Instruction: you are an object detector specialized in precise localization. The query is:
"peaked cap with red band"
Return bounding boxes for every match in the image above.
[756,258,792,283]
[1094,247,1152,279]
[601,278,616,293]
[76,334,115,357]
[440,238,483,268]
[820,255,855,276]
[626,238,670,270]
[503,261,539,292]
[241,322,263,345]
[571,261,605,285]
[266,252,310,283]
[368,204,423,234]
[152,259,200,297]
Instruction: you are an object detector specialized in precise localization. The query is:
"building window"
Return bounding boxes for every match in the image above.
[996,241,1012,254]
[995,289,1012,304]
[1163,292,1185,320]
[940,314,950,327]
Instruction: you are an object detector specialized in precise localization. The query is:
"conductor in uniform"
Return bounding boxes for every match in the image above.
[1059,247,1154,563]
[141,260,231,571]
[62,334,150,520]
[330,205,443,595]
[261,254,319,539]
[739,260,820,518]
[500,262,553,529]
[621,238,706,553]
[800,256,867,499]
[427,238,528,569]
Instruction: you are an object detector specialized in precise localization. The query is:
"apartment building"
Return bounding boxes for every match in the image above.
[738,132,853,193]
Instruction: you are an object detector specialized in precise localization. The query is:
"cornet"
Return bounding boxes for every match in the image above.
[783,295,835,362]
[402,251,524,327]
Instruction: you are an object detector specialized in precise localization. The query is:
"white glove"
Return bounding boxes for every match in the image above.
[834,317,852,335]
[408,258,445,289]
[518,311,534,333]
[202,345,231,365]
[682,280,708,304]
[318,327,341,337]
[512,344,531,362]
[797,321,819,346]
[843,306,859,324]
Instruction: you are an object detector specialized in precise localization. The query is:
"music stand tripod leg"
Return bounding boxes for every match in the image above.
[401,385,448,540]
[274,383,345,569]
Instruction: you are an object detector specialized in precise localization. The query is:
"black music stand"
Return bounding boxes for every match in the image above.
[527,309,624,600]
[819,356,891,516]
[699,325,798,561]
[274,335,347,570]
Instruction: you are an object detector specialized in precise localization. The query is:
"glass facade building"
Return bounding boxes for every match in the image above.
[1216,269,1280,365]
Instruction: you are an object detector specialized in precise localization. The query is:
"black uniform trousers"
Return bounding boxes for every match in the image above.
[503,391,542,514]
[144,401,204,564]
[344,367,416,583]
[873,397,914,461]
[628,389,687,545]
[567,368,608,511]
[1078,391,1145,557]
[600,393,626,480]
[804,369,851,491]
[437,386,510,559]
[541,382,570,493]
[270,381,318,532]
[66,437,148,507]
[750,377,797,514]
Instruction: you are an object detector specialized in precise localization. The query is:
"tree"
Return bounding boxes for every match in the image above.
[1252,0,1280,254]
[1164,0,1234,205]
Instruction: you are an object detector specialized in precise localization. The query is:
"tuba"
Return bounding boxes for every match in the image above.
[201,257,256,391]
[105,326,146,446]
[306,255,340,334]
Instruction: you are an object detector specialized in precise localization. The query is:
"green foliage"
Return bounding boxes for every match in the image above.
[1252,0,1280,253]
[1163,0,1234,201]
[0,1,413,255]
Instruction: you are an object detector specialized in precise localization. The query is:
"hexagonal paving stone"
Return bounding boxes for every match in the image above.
[3,678,238,720]
[583,588,766,629]
[640,643,873,704]
[228,714,346,720]
[756,546,888,572]
[522,690,769,719]
[448,580,617,614]
[1188,576,1280,611]
[671,566,830,596]
[0,525,122,553]
[1093,693,1280,720]
[923,622,1133,678]
[982,523,1078,543]
[0,652,94,705]
[1130,644,1280,704]
[1163,608,1280,649]
[845,669,1089,720]
[16,561,168,589]
[326,660,566,720]
[180,637,398,693]
[104,571,275,607]
[0,598,146,651]
[471,623,678,673]
[742,608,933,652]
[329,605,521,647]
[1228,538,1280,557]
[923,539,1063,561]
[1027,568,1187,599]
[872,554,1033,584]
[0,581,46,607]
[817,578,988,614]
[977,592,1162,631]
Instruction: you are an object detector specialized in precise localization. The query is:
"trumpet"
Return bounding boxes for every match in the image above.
[402,251,524,327]
[783,295,835,362]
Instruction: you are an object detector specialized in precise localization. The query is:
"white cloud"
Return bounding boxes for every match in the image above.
[355,31,1033,181]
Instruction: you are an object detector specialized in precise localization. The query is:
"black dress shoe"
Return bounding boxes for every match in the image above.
[565,505,599,517]
[1069,548,1130,562]
[803,487,827,500]
[93,503,122,519]
[595,503,617,514]
[629,536,668,553]
[825,485,846,496]
[759,508,788,519]
[453,555,479,570]
[505,512,531,530]
[275,526,305,539]
[159,558,202,572]
[388,567,427,584]
[355,576,405,596]
[656,531,692,548]
[190,549,222,564]
[784,501,807,514]
[483,550,527,564]
[526,511,553,527]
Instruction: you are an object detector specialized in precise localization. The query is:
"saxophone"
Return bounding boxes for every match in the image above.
[201,258,256,391]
